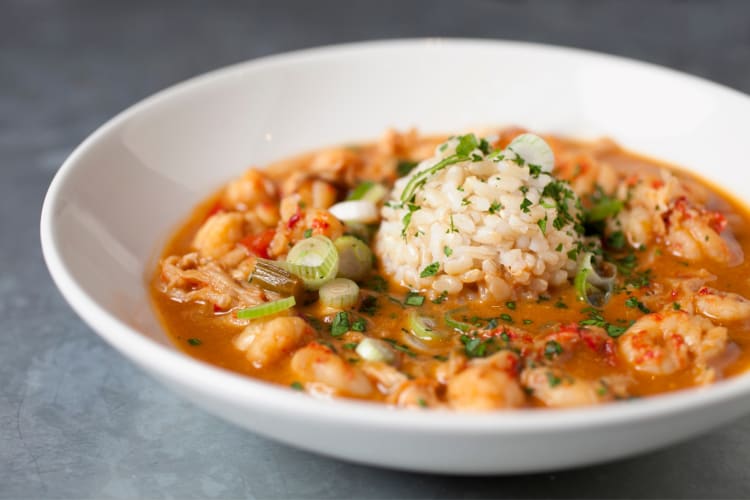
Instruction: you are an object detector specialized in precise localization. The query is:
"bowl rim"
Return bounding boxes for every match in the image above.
[40,37,750,433]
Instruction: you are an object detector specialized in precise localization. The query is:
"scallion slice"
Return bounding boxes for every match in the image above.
[444,308,473,333]
[408,310,449,341]
[355,338,396,363]
[575,252,617,307]
[286,235,339,290]
[503,133,555,172]
[347,182,388,203]
[236,296,296,319]
[250,259,304,299]
[328,200,379,223]
[335,236,373,281]
[319,278,360,309]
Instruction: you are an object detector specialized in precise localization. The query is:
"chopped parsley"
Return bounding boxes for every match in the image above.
[187,338,202,346]
[351,317,366,332]
[358,295,378,316]
[584,187,624,223]
[420,262,440,278]
[537,216,548,234]
[607,230,626,250]
[500,313,514,323]
[544,340,563,360]
[290,381,304,391]
[546,372,562,388]
[579,307,628,338]
[673,302,681,311]
[625,269,652,289]
[343,342,358,350]
[488,201,503,214]
[447,214,458,233]
[405,292,425,306]
[460,334,496,358]
[432,290,449,304]
[625,296,651,314]
[443,246,453,257]
[383,338,417,358]
[505,301,516,310]
[303,228,313,238]
[330,312,350,337]
[401,203,420,239]
[520,198,533,213]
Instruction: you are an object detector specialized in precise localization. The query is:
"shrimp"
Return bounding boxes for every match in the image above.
[233,316,312,368]
[533,324,617,366]
[192,212,245,259]
[361,361,408,394]
[296,179,339,209]
[658,270,750,322]
[291,343,374,397]
[446,351,525,411]
[388,378,444,409]
[619,311,727,379]
[521,367,612,408]
[694,287,750,322]
[663,197,743,266]
[222,168,278,210]
[554,153,618,197]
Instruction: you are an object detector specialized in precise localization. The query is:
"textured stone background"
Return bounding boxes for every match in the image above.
[3,0,750,498]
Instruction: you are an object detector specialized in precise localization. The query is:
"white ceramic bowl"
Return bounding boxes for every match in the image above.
[41,39,750,474]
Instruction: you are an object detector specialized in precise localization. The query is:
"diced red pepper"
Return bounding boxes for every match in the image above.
[239,229,275,259]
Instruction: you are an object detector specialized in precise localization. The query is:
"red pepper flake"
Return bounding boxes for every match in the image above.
[651,179,664,189]
[287,211,302,229]
[709,211,727,233]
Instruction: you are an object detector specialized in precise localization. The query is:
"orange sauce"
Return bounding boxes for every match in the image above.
[149,136,750,405]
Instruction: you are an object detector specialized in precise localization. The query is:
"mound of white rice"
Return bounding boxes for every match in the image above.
[375,134,583,301]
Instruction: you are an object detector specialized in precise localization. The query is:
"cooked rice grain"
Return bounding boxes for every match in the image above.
[375,137,582,300]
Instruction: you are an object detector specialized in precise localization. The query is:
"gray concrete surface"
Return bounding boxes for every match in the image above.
[3,0,750,498]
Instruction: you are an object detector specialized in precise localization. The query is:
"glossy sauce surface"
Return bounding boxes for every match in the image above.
[150,133,750,406]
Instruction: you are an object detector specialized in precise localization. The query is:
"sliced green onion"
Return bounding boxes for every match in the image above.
[250,259,304,300]
[319,278,360,309]
[503,133,554,172]
[328,200,379,223]
[347,181,388,203]
[335,236,373,281]
[586,197,624,222]
[408,310,449,341]
[444,307,473,333]
[286,235,339,290]
[236,296,296,319]
[575,252,617,307]
[355,338,396,363]
[400,155,464,202]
